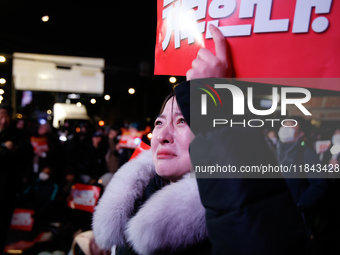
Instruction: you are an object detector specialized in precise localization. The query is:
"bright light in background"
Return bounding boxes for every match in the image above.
[179,7,205,48]
[0,78,6,84]
[0,96,3,101]
[42,15,49,22]
[0,89,4,94]
[76,102,82,107]
[65,99,71,104]
[147,133,152,140]
[90,98,96,104]
[47,109,52,115]
[76,127,81,133]
[59,134,67,142]
[134,137,142,145]
[16,113,23,119]
[128,88,135,94]
[0,56,6,62]
[104,95,110,100]
[68,93,80,99]
[169,77,177,83]
[98,120,105,126]
[5,250,22,254]
[39,74,50,80]
[39,119,47,125]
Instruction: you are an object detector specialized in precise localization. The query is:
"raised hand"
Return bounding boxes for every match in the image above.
[186,24,232,80]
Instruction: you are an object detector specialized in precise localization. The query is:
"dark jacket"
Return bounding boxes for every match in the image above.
[0,124,33,250]
[277,140,328,211]
[175,79,307,255]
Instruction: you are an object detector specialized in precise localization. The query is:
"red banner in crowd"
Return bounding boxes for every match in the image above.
[118,129,144,149]
[67,184,101,213]
[155,0,340,90]
[10,208,35,231]
[30,136,49,153]
[129,141,151,161]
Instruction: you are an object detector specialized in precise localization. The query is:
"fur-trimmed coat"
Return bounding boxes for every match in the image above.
[92,150,210,255]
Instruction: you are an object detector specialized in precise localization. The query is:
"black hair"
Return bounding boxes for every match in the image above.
[158,90,176,117]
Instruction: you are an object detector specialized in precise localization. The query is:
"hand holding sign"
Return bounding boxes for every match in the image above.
[186,24,232,80]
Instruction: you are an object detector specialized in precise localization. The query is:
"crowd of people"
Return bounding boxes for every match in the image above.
[0,103,151,254]
[264,118,340,254]
[1,100,340,254]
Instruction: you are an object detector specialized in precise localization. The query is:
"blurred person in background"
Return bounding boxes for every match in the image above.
[263,128,278,159]
[277,117,328,253]
[322,126,340,168]
[117,122,141,167]
[105,125,121,175]
[15,118,34,188]
[0,105,32,250]
[30,122,61,178]
[76,131,108,184]
[18,165,59,232]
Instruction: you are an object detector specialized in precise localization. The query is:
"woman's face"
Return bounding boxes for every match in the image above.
[151,97,191,182]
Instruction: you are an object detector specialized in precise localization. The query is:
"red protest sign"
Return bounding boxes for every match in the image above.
[315,140,331,154]
[129,141,151,161]
[155,0,340,90]
[30,136,49,153]
[68,183,101,213]
[10,208,35,231]
[118,129,143,149]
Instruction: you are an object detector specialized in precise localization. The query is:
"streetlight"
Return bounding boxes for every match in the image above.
[128,88,135,94]
[0,56,6,63]
[42,15,49,22]
[169,77,177,83]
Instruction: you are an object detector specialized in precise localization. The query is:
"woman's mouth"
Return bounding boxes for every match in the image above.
[157,150,177,159]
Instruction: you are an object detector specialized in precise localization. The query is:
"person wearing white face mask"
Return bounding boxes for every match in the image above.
[19,166,59,232]
[277,117,328,249]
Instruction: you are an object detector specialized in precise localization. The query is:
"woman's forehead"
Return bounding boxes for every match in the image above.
[160,97,182,116]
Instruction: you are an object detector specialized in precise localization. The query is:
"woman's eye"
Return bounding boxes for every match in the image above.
[155,120,162,126]
[177,118,186,124]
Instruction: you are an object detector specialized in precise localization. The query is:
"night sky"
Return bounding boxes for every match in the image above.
[0,0,185,126]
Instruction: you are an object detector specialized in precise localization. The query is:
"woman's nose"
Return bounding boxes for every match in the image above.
[156,124,174,144]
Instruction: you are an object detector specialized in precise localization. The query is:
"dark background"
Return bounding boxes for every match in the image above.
[0,0,186,126]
